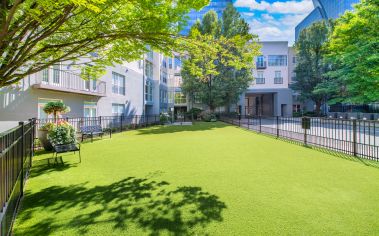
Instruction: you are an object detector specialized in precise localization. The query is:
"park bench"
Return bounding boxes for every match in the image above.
[50,142,81,164]
[80,125,110,142]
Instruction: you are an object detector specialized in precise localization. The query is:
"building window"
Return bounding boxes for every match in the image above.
[168,58,173,69]
[145,81,153,102]
[256,71,265,84]
[84,102,97,117]
[162,57,167,68]
[256,56,265,68]
[293,104,301,113]
[112,72,125,95]
[53,64,60,84]
[268,55,287,66]
[292,56,297,64]
[161,71,167,84]
[147,50,154,61]
[274,71,283,84]
[145,60,153,80]
[160,89,168,104]
[174,56,182,69]
[174,76,182,87]
[174,92,186,104]
[112,103,124,116]
[42,69,49,83]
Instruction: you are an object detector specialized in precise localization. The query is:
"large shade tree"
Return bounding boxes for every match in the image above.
[0,0,208,87]
[324,0,379,104]
[181,4,260,111]
[291,21,332,115]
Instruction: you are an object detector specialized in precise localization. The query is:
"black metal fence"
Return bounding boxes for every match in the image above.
[219,114,379,161]
[35,114,196,133]
[0,120,35,236]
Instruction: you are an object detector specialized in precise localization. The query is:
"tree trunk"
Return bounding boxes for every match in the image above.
[315,101,322,116]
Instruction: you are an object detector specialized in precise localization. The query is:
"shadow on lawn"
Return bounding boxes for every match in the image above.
[136,122,228,135]
[17,177,227,235]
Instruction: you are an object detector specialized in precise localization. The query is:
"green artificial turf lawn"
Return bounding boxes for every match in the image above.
[13,122,379,235]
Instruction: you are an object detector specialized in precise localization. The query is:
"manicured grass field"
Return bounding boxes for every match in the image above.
[13,122,379,235]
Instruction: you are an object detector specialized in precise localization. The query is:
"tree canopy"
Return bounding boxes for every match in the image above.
[291,21,332,115]
[0,0,208,87]
[181,4,260,111]
[325,0,379,104]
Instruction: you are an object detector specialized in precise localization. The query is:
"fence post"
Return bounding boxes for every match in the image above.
[259,116,262,133]
[238,114,241,127]
[353,119,357,156]
[276,116,279,138]
[304,127,307,145]
[146,115,149,127]
[120,115,123,132]
[19,121,24,196]
[247,116,250,130]
[99,116,102,126]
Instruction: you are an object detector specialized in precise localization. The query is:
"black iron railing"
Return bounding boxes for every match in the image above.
[219,114,379,161]
[0,120,35,236]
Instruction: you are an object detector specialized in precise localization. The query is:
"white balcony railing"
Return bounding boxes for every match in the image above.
[33,68,106,96]
[256,77,265,84]
[274,77,283,84]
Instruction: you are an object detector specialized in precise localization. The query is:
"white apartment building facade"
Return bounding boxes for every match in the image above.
[0,42,296,121]
[239,41,293,117]
[0,50,178,121]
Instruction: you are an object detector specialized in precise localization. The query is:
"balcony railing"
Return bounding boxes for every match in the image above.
[274,77,283,84]
[33,69,106,96]
[256,77,265,84]
[256,61,267,69]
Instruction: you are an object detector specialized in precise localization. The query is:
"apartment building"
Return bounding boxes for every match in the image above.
[0,50,175,121]
[239,41,293,117]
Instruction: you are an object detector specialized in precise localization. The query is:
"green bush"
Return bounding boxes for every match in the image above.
[48,122,76,145]
[200,111,217,122]
[159,113,170,124]
[186,108,202,119]
[43,101,70,120]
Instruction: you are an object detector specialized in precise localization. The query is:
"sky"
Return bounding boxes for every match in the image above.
[233,0,314,45]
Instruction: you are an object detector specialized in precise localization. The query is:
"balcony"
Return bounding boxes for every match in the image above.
[274,77,283,84]
[256,61,267,69]
[256,77,265,84]
[32,69,106,96]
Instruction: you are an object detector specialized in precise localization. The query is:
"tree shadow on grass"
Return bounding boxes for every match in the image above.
[15,177,227,235]
[136,122,228,136]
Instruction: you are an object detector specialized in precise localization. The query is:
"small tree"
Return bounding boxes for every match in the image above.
[43,101,70,122]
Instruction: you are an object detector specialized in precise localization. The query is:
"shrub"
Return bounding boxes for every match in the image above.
[186,108,202,119]
[48,121,76,145]
[159,112,170,124]
[200,111,217,122]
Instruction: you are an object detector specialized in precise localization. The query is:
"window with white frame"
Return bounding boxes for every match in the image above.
[274,71,283,84]
[84,102,97,117]
[145,61,153,80]
[145,80,153,102]
[161,71,167,84]
[112,72,125,95]
[112,103,124,115]
[268,55,287,66]
[256,71,265,84]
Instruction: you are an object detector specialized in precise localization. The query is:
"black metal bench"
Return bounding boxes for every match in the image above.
[80,125,110,142]
[50,142,81,164]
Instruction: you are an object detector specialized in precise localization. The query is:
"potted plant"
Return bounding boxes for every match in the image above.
[38,101,71,150]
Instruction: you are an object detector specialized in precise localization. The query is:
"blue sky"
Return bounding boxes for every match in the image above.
[233,0,314,45]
